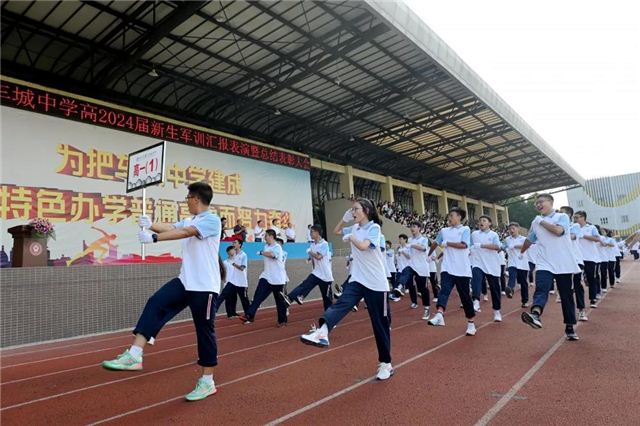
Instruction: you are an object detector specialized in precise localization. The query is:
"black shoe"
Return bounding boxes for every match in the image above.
[294,295,304,305]
[565,327,579,341]
[280,292,292,307]
[505,287,514,299]
[521,311,542,329]
[393,286,404,298]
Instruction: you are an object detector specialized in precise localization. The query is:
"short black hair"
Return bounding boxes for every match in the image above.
[187,181,213,205]
[537,193,554,203]
[257,219,263,224]
[385,240,392,247]
[233,240,243,247]
[508,221,520,228]
[449,207,467,221]
[575,210,587,219]
[272,218,279,225]
[479,215,492,223]
[226,246,234,253]
[310,225,323,235]
[221,217,227,222]
[409,221,421,228]
[276,237,284,245]
[265,229,276,239]
[398,233,408,241]
[560,206,574,217]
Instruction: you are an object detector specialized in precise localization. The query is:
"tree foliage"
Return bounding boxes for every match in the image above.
[503,194,538,228]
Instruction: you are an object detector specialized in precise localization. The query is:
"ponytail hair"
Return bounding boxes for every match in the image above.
[356,197,382,226]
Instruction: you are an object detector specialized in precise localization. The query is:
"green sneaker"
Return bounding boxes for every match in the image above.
[185,378,217,401]
[101,350,143,371]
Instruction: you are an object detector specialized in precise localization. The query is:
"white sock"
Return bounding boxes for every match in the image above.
[201,374,214,385]
[129,345,143,357]
[319,324,329,334]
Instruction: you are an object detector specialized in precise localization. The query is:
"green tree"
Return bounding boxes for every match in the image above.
[503,194,538,228]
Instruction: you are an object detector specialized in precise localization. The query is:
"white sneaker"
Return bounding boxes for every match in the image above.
[578,310,589,321]
[428,312,445,326]
[493,310,502,322]
[602,288,608,293]
[410,303,418,309]
[421,307,430,320]
[466,322,477,336]
[616,278,620,283]
[432,297,438,303]
[483,295,489,301]
[300,325,329,347]
[501,291,506,295]
[473,299,481,312]
[556,295,561,303]
[596,293,602,300]
[376,362,394,380]
[148,337,156,346]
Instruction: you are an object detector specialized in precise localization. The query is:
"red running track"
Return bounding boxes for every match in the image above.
[1,260,639,425]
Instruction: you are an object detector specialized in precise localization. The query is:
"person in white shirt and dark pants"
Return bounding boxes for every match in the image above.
[520,194,580,341]
[101,182,222,401]
[300,198,394,380]
[282,225,334,310]
[239,229,288,326]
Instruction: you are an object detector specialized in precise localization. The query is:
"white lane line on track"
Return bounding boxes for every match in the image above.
[265,306,523,426]
[473,263,636,426]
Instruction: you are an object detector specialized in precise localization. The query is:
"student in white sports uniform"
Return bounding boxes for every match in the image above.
[216,244,250,318]
[574,211,602,308]
[427,207,477,336]
[605,230,618,289]
[502,222,530,307]
[254,220,265,242]
[392,222,431,319]
[631,240,640,261]
[469,215,503,322]
[282,225,334,310]
[102,182,222,401]
[559,206,587,321]
[239,229,288,326]
[385,240,397,289]
[520,194,580,341]
[277,238,290,289]
[594,225,610,295]
[395,234,411,290]
[301,198,393,380]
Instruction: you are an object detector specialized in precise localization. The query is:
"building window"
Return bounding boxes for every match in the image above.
[600,217,609,225]
[577,200,584,207]
[621,215,629,223]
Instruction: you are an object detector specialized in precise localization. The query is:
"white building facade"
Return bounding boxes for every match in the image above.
[567,172,640,236]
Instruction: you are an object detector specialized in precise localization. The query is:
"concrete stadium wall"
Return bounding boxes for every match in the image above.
[0,258,348,348]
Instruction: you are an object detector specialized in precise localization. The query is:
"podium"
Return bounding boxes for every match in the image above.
[7,225,48,267]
